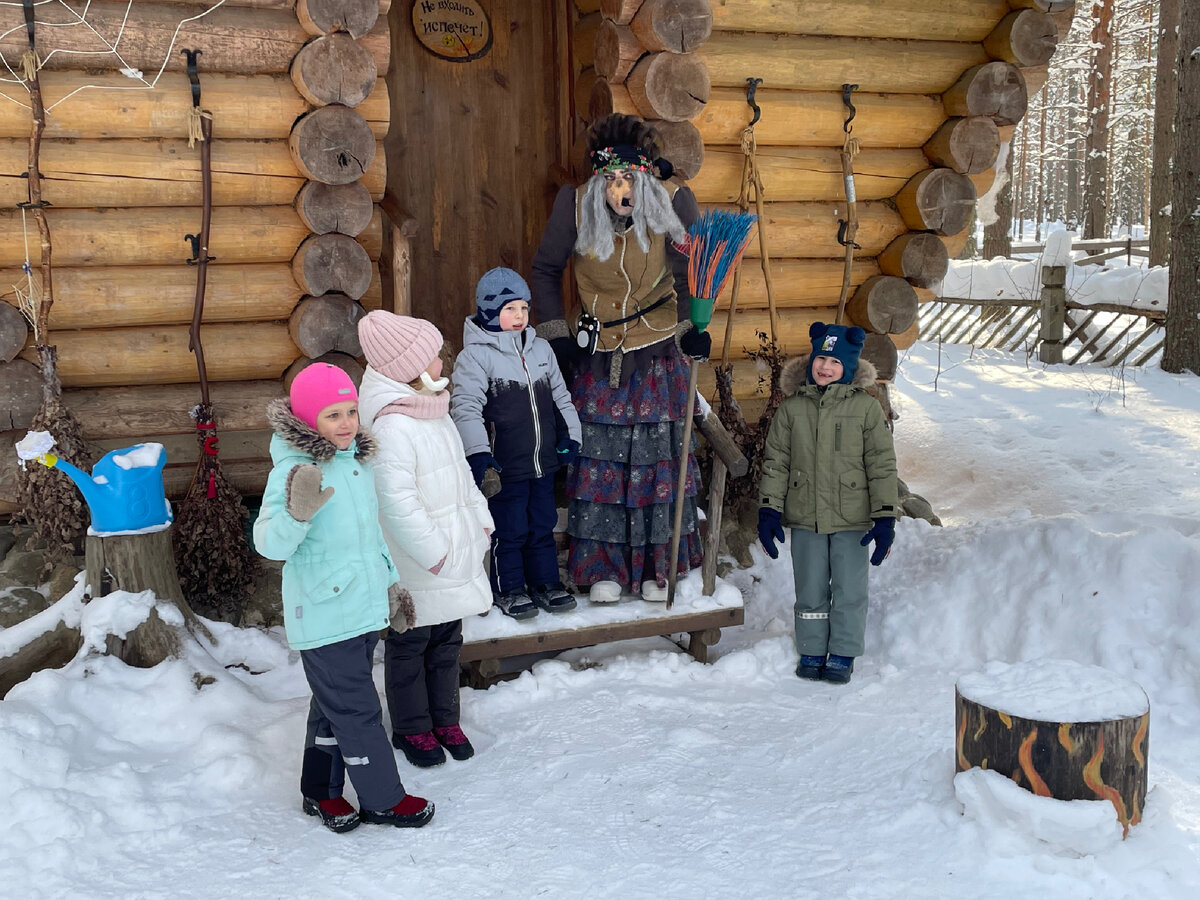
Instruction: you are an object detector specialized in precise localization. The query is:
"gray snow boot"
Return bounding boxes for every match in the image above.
[530,582,577,613]
[494,590,538,620]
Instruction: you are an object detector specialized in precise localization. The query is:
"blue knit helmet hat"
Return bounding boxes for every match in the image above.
[808,322,866,384]
[475,267,532,332]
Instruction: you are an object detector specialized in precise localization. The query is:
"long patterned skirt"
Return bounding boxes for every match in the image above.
[566,346,703,590]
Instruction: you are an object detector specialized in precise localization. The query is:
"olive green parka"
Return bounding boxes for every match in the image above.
[759,355,898,533]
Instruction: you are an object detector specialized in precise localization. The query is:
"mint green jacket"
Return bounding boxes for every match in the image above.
[254,400,396,651]
[759,358,898,533]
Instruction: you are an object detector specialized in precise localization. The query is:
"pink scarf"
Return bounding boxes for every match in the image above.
[375,391,450,420]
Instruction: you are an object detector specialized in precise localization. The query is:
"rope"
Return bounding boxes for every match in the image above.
[186,105,211,148]
[835,84,862,326]
[18,47,38,81]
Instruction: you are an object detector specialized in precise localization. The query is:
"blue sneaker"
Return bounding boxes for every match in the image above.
[795,655,826,680]
[822,654,855,684]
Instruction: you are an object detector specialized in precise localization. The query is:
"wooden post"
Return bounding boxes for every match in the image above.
[700,456,727,596]
[1038,263,1066,363]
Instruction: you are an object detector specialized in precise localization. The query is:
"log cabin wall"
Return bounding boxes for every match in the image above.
[0,0,394,513]
[573,0,1076,417]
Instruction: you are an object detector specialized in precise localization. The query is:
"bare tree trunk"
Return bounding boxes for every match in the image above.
[1084,0,1115,240]
[982,142,1014,258]
[1150,0,1179,267]
[1036,103,1047,241]
[1162,0,1200,373]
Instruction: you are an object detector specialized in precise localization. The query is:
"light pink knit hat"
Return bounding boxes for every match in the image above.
[357,311,444,384]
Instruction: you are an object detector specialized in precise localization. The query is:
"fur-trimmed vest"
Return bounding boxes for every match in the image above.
[253,399,397,651]
[759,357,899,534]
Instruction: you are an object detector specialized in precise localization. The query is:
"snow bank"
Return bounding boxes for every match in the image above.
[940,255,1167,311]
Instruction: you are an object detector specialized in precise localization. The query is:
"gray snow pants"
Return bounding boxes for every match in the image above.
[790,528,870,658]
[299,630,407,812]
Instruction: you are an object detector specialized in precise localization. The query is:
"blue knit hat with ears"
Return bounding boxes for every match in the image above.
[475,267,531,332]
[808,322,866,384]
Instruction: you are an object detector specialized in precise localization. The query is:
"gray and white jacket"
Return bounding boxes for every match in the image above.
[451,317,582,482]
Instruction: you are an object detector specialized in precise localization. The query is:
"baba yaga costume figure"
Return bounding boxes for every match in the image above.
[356,311,494,769]
[757,324,899,685]
[530,113,708,604]
[451,267,583,621]
[254,362,434,833]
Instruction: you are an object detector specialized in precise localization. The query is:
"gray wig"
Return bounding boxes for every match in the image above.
[575,170,687,262]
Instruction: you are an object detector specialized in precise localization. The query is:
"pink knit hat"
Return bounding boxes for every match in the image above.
[357,311,444,384]
[289,363,358,430]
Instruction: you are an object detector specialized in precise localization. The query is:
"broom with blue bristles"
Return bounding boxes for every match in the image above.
[667,209,757,607]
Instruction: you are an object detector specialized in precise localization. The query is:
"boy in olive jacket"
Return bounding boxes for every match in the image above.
[757,323,898,684]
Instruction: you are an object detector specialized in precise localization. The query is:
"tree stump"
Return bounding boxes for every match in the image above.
[84,525,207,667]
[956,660,1149,836]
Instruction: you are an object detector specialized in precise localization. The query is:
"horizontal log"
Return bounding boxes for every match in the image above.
[289,105,377,184]
[939,227,971,259]
[969,168,997,198]
[650,120,704,180]
[694,88,946,148]
[295,181,376,236]
[696,359,775,403]
[943,62,1028,126]
[714,202,906,259]
[923,117,1001,174]
[630,0,712,53]
[298,0,379,39]
[575,12,601,70]
[289,294,365,357]
[0,206,382,268]
[152,0,392,10]
[94,428,273,466]
[164,458,270,500]
[1,265,380,329]
[627,51,710,122]
[894,169,977,235]
[0,2,389,76]
[292,233,374,299]
[601,0,644,25]
[876,233,949,288]
[595,20,644,82]
[861,333,898,381]
[984,10,1058,68]
[0,300,25,362]
[0,73,389,140]
[589,77,640,120]
[1,358,40,431]
[0,139,386,209]
[690,146,928,203]
[291,31,379,107]
[698,33,988,95]
[846,275,919,334]
[63,381,281,440]
[717,259,881,310]
[709,0,1010,42]
[21,324,299,388]
[892,318,920,351]
[707,306,841,359]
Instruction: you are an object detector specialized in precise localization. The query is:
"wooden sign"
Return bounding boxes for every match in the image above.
[412,0,493,62]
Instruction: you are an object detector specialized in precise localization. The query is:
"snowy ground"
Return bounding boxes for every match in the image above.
[3,342,1200,899]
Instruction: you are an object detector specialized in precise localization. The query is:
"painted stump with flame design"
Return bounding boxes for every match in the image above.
[955,660,1149,837]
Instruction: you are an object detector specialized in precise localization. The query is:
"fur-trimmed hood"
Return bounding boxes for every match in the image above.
[265,397,377,463]
[779,354,878,396]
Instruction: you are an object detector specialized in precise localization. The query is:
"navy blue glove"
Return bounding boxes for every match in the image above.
[860,517,895,566]
[679,327,712,362]
[757,507,785,559]
[556,438,581,465]
[467,452,500,487]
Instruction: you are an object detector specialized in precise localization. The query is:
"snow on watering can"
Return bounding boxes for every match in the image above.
[16,431,173,535]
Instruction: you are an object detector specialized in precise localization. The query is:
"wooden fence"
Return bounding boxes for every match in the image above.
[920,260,1165,367]
[1010,237,1150,267]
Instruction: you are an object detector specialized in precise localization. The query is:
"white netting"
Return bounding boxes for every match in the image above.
[0,0,229,111]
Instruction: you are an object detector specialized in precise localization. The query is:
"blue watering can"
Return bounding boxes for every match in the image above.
[40,442,173,534]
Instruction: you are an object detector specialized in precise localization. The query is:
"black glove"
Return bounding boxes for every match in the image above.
[549,335,581,378]
[679,327,711,362]
[467,452,501,487]
[860,517,896,566]
[757,507,785,559]
[556,438,581,465]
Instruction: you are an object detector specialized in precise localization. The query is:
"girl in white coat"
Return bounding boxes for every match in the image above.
[357,311,494,769]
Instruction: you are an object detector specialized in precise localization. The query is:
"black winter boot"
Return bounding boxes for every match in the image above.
[393,731,446,767]
[822,655,855,684]
[795,655,826,680]
[530,582,577,613]
[360,794,435,828]
[494,590,539,620]
[303,796,360,833]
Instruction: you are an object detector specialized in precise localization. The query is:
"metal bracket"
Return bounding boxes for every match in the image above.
[836,219,861,250]
[184,234,213,265]
[181,48,202,107]
[841,82,858,134]
[745,77,763,127]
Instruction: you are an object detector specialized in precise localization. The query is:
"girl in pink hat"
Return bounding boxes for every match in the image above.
[356,311,494,769]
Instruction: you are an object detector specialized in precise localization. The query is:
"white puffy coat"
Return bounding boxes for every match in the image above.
[358,366,494,628]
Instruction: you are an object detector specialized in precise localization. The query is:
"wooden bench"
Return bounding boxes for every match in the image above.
[460,585,745,687]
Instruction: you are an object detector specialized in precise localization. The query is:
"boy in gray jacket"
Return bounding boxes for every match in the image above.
[451,268,583,619]
[757,323,899,684]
